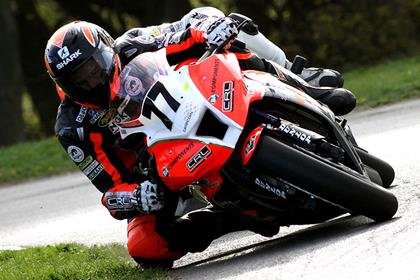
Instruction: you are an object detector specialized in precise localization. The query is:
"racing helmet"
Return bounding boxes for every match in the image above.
[44,21,119,108]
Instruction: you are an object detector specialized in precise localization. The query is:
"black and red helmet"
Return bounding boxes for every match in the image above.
[44,21,119,108]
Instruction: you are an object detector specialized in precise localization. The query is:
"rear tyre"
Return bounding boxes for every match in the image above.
[251,136,398,222]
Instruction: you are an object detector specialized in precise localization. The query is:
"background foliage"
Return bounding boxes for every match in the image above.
[1,0,419,146]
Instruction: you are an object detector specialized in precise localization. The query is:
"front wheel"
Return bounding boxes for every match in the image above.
[355,147,395,188]
[250,136,398,222]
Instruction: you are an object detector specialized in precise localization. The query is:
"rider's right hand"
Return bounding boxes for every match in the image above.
[204,17,238,50]
[132,180,165,214]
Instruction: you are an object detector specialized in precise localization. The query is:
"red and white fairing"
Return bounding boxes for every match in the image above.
[116,48,330,194]
[117,49,263,192]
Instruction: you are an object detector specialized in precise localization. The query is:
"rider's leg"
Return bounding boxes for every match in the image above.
[165,204,280,254]
[267,60,356,115]
[230,13,343,88]
[127,204,279,269]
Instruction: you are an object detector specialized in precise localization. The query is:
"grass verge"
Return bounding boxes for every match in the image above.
[0,137,77,185]
[344,55,420,107]
[0,243,169,280]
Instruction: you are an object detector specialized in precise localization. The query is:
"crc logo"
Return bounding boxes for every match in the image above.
[186,145,212,172]
[58,46,70,59]
[222,81,234,112]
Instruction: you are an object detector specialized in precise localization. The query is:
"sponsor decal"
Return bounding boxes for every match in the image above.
[108,112,131,135]
[56,48,82,70]
[90,109,105,124]
[57,46,69,59]
[150,27,161,36]
[162,167,170,177]
[245,134,257,156]
[88,164,104,181]
[67,145,84,163]
[98,109,117,127]
[183,110,194,132]
[98,108,130,134]
[186,145,212,172]
[167,142,195,171]
[255,178,286,199]
[82,160,100,176]
[208,94,219,104]
[211,59,220,95]
[279,123,312,144]
[78,156,93,170]
[124,76,144,96]
[105,192,135,211]
[241,126,262,166]
[222,81,234,112]
[76,106,88,123]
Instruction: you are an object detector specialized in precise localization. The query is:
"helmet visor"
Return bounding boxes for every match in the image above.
[55,41,115,107]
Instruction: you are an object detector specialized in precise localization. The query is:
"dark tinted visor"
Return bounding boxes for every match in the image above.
[54,41,115,107]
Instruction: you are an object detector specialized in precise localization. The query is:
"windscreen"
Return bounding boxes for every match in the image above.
[110,53,160,123]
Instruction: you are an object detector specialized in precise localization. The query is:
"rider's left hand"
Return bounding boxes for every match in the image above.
[204,17,238,49]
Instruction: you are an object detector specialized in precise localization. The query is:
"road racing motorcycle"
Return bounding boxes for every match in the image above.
[110,45,398,232]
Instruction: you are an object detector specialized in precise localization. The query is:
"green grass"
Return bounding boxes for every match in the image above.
[0,244,169,280]
[0,137,77,185]
[344,55,420,107]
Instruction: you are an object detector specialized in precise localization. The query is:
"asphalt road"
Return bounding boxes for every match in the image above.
[1,99,420,279]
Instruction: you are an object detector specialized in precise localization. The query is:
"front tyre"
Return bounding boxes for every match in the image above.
[250,136,398,222]
[355,147,395,188]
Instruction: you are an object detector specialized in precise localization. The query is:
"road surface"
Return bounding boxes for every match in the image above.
[1,99,420,279]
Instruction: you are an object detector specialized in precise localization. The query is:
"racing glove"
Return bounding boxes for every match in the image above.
[132,180,165,214]
[204,17,238,49]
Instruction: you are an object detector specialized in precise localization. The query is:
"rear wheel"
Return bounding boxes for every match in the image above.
[250,136,398,222]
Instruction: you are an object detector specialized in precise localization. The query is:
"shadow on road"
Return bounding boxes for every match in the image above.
[172,214,398,278]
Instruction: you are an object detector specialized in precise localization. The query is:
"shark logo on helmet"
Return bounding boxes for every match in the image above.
[56,47,82,70]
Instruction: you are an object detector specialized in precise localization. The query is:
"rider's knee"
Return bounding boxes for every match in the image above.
[127,215,183,263]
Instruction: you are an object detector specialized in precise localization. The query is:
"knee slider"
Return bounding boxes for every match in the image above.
[127,215,183,260]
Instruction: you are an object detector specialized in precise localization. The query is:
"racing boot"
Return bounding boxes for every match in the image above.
[288,55,344,88]
[270,61,356,115]
[300,67,344,88]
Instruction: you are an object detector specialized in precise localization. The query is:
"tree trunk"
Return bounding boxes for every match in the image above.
[15,0,60,137]
[0,0,24,146]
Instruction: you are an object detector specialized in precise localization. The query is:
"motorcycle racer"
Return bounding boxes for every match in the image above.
[44,11,355,268]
